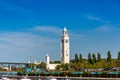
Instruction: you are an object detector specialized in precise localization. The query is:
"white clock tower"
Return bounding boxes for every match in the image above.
[61,27,70,64]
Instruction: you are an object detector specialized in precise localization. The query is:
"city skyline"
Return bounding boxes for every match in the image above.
[0,0,120,62]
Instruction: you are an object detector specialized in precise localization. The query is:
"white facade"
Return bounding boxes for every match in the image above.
[46,54,60,70]
[61,27,70,64]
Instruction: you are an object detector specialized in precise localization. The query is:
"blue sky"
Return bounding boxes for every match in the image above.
[0,0,120,63]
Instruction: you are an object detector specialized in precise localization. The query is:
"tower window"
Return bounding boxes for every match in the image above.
[65,31,67,34]
[66,54,68,56]
[65,40,68,43]
[62,40,64,43]
[63,31,67,34]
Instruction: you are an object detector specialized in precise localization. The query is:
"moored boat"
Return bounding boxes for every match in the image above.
[1,77,10,80]
[19,76,31,80]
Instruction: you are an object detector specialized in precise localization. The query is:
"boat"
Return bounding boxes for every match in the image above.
[50,78,57,80]
[19,76,31,80]
[49,77,57,80]
[45,76,57,80]
[0,77,10,80]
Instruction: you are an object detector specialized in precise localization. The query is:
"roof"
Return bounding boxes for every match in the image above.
[64,27,67,31]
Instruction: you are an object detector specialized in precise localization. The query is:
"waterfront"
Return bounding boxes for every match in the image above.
[2,76,120,80]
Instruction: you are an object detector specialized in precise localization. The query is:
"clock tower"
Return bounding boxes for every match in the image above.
[61,27,70,64]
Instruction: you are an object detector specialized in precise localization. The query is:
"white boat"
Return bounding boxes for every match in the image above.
[0,77,10,80]
[48,76,57,80]
[19,76,31,80]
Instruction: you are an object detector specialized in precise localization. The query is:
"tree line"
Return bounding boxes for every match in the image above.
[56,51,120,70]
[74,51,120,64]
[72,51,120,69]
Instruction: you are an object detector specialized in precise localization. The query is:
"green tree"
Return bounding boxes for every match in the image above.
[92,53,96,64]
[107,51,112,62]
[53,61,61,63]
[88,53,92,64]
[56,65,61,70]
[116,59,120,67]
[118,51,120,60]
[75,53,79,63]
[38,62,46,68]
[97,52,101,62]
[79,54,83,63]
[60,63,70,70]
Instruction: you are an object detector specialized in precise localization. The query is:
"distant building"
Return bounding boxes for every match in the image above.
[46,27,70,70]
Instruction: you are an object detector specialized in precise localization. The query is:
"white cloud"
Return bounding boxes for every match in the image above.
[86,15,101,21]
[95,24,116,32]
[33,26,62,34]
[70,33,86,40]
[0,31,59,62]
[86,15,110,23]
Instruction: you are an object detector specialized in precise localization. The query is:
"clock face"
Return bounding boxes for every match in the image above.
[65,40,68,43]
